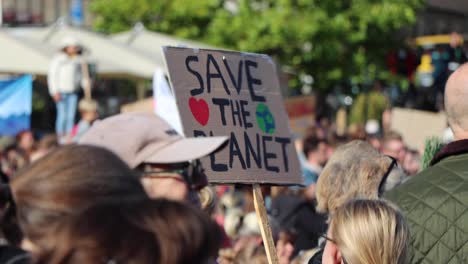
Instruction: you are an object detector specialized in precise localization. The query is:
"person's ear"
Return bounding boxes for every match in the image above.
[322,241,341,264]
[336,250,344,264]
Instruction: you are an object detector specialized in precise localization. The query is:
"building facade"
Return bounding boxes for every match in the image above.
[414,0,468,36]
[1,0,93,27]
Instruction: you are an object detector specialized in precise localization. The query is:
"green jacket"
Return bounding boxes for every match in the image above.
[385,139,468,264]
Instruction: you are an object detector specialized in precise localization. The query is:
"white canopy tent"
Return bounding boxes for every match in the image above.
[7,23,160,79]
[112,23,218,70]
[0,31,50,75]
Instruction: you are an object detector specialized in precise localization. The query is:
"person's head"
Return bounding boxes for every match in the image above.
[10,145,147,251]
[32,198,222,264]
[445,63,468,140]
[316,140,402,215]
[367,135,382,151]
[2,145,27,177]
[16,130,35,153]
[322,199,409,264]
[381,131,406,164]
[302,135,327,167]
[79,113,228,202]
[30,134,59,162]
[60,37,81,56]
[78,99,98,122]
[403,149,421,176]
[347,124,366,140]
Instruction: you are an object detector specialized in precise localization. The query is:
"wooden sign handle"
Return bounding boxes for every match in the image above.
[253,184,279,264]
[81,62,92,100]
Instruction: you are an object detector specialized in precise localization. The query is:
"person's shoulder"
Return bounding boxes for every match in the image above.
[50,53,67,63]
[385,157,467,208]
[384,166,434,201]
[0,246,31,264]
[307,247,323,264]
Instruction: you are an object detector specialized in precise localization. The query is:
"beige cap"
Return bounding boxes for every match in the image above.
[79,112,228,168]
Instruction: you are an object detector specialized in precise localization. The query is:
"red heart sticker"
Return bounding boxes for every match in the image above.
[189,97,209,126]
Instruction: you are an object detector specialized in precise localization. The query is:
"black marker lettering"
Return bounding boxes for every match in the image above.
[229,132,246,169]
[223,59,243,94]
[185,56,204,96]
[230,99,242,127]
[206,54,229,95]
[262,135,279,172]
[245,60,266,102]
[275,137,291,172]
[240,100,252,129]
[244,131,261,169]
[212,98,229,126]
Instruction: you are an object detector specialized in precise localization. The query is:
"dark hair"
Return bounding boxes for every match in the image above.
[11,145,147,246]
[15,130,34,144]
[36,134,59,151]
[34,198,222,264]
[302,135,324,157]
[0,183,22,245]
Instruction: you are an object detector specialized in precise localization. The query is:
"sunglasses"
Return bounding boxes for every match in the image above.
[378,155,398,195]
[140,160,208,190]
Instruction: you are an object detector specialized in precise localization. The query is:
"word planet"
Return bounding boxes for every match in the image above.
[256,103,276,134]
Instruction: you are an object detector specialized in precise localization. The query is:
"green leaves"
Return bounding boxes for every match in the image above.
[421,137,445,170]
[90,0,424,92]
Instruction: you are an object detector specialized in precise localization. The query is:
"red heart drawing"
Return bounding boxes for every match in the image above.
[189,97,209,126]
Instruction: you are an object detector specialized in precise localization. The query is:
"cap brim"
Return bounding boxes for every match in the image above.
[144,136,228,164]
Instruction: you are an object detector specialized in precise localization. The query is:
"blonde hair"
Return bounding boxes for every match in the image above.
[329,199,409,264]
[316,140,392,214]
[78,99,98,112]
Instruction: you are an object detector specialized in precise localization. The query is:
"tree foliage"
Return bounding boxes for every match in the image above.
[90,0,425,92]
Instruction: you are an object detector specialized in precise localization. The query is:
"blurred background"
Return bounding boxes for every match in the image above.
[0,0,467,141]
[1,2,467,262]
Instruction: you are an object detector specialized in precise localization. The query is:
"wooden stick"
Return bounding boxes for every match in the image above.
[81,62,92,100]
[253,184,279,264]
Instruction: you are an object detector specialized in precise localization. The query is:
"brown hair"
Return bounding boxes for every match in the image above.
[34,198,222,264]
[35,134,59,151]
[316,140,392,214]
[329,199,409,264]
[11,145,147,245]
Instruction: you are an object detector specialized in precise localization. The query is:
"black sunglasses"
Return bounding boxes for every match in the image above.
[321,234,337,244]
[140,160,207,190]
[378,155,397,195]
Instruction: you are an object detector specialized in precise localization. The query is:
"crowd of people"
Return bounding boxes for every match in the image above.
[0,56,467,263]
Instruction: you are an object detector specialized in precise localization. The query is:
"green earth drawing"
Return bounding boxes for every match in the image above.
[255,103,276,134]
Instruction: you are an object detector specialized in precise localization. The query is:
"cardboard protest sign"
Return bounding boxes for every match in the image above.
[163,47,302,185]
[391,107,447,152]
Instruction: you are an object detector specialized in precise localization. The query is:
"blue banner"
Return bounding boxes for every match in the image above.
[70,0,84,26]
[0,75,32,136]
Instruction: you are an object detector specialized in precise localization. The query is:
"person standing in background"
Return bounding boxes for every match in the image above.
[381,131,407,165]
[48,36,88,141]
[302,134,328,184]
